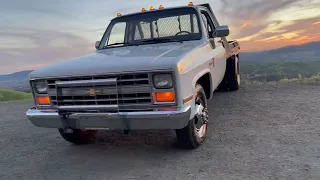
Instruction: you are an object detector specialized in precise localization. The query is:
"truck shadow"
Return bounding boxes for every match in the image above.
[94,130,179,149]
[35,89,242,177]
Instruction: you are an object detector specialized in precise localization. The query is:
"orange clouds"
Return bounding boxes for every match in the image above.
[18,63,50,71]
[240,21,250,29]
[234,17,320,51]
[222,0,320,51]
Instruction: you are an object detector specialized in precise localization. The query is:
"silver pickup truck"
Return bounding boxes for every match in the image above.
[26,3,240,149]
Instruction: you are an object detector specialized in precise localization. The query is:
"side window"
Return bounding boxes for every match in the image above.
[107,22,126,46]
[200,11,215,38]
[201,14,211,33]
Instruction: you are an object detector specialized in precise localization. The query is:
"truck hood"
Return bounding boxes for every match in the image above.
[29,41,201,79]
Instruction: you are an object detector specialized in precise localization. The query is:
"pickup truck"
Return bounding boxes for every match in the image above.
[26,2,240,149]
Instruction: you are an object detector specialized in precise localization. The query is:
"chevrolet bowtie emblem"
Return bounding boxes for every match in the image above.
[87,89,102,96]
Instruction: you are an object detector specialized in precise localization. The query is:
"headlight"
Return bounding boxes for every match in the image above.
[33,80,47,94]
[153,74,173,89]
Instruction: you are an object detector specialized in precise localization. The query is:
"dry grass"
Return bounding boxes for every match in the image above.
[279,74,320,84]
[241,75,320,85]
[0,89,32,101]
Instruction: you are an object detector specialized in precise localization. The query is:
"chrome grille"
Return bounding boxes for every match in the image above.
[46,73,152,112]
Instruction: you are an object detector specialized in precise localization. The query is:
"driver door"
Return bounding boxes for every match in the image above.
[200,10,226,88]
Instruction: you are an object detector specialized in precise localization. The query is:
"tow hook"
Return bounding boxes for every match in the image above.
[59,113,73,133]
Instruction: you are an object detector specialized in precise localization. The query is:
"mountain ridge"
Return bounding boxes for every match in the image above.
[0,41,319,92]
[241,41,320,62]
[0,70,33,81]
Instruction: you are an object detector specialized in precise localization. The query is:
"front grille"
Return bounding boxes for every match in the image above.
[46,73,153,112]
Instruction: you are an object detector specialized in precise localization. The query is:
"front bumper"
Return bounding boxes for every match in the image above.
[26,106,191,130]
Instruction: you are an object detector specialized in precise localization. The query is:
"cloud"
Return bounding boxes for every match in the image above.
[218,0,305,39]
[238,17,320,51]
[0,27,93,73]
[0,0,320,73]
[217,0,320,51]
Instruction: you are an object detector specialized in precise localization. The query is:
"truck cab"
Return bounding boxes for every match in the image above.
[26,3,240,149]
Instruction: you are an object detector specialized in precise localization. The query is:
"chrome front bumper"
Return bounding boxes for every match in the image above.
[26,106,191,130]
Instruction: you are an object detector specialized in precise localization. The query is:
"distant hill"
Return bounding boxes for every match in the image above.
[0,70,33,92]
[0,70,33,82]
[241,41,320,62]
[0,41,319,91]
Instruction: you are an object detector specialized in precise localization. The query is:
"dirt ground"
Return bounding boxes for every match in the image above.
[0,83,319,180]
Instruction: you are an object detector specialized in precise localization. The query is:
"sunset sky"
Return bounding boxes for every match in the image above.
[0,0,319,74]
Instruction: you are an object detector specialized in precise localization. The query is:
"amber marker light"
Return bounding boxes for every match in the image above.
[141,8,147,12]
[159,5,164,9]
[188,2,194,6]
[152,92,175,102]
[36,96,51,105]
[150,6,155,11]
[117,13,121,17]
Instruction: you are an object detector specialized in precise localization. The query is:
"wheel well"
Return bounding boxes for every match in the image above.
[196,73,211,99]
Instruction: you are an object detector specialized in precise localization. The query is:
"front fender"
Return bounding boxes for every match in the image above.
[188,68,213,119]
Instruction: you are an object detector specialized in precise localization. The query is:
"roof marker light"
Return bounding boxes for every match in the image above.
[188,2,194,6]
[117,13,121,17]
[150,6,155,10]
[142,8,147,12]
[159,5,164,9]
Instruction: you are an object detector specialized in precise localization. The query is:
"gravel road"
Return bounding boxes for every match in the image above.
[1,83,320,180]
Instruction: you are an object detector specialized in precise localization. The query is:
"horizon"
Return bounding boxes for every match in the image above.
[1,0,320,74]
[1,40,318,76]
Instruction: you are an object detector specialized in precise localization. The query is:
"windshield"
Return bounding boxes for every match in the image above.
[99,8,202,49]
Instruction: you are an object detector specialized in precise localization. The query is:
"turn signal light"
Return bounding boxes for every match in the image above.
[188,2,194,6]
[159,5,164,9]
[152,92,175,102]
[141,8,147,12]
[36,96,50,105]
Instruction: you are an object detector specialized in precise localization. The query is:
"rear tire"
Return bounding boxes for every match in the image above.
[58,129,97,145]
[175,84,209,149]
[217,55,240,91]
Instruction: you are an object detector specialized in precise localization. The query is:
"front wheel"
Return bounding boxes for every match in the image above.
[58,129,97,145]
[175,84,209,149]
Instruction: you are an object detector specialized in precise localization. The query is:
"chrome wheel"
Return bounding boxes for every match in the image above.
[194,97,208,138]
[175,84,208,149]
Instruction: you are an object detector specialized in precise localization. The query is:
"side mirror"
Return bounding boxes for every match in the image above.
[95,41,101,50]
[215,25,230,37]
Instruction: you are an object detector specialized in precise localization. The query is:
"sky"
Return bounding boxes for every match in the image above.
[0,0,319,74]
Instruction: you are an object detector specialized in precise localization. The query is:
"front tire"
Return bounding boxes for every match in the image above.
[58,129,97,145]
[175,84,209,149]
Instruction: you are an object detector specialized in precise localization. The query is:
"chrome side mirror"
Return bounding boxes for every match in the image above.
[95,41,101,50]
[215,25,230,37]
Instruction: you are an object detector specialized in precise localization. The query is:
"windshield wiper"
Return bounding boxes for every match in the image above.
[103,42,127,48]
[102,39,182,49]
[142,38,183,44]
[103,42,139,49]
